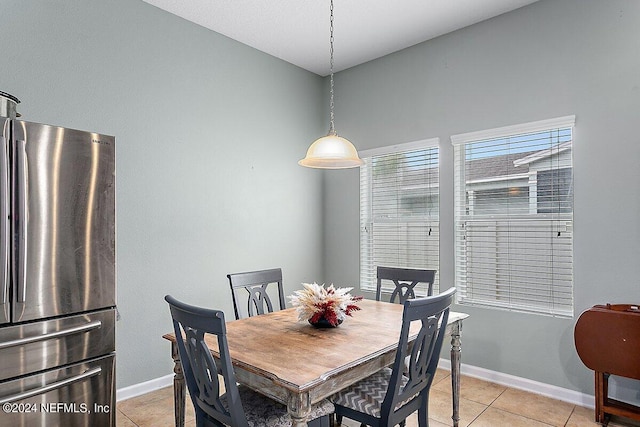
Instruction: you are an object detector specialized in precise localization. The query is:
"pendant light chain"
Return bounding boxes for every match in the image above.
[328,0,336,136]
[298,0,363,168]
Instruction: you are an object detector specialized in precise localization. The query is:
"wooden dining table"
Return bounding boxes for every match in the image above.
[163,299,468,427]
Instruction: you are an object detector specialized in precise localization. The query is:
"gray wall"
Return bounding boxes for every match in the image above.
[1,0,326,388]
[324,0,640,400]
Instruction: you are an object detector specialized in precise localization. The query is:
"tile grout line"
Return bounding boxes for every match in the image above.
[117,408,139,427]
[466,404,490,427]
[564,406,578,427]
[466,385,506,427]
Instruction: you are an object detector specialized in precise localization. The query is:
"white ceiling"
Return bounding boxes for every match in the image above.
[142,0,539,76]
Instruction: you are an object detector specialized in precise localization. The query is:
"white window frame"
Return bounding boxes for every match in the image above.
[452,116,575,317]
[359,138,440,296]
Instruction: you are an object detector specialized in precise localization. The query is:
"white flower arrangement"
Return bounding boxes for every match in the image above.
[288,282,362,327]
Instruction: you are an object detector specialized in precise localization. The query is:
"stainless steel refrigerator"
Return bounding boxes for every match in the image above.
[0,92,116,427]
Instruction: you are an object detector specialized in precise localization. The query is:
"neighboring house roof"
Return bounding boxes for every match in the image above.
[383,142,570,191]
[513,141,572,167]
[466,142,571,184]
[466,152,532,181]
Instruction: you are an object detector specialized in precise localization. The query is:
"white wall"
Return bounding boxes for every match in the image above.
[0,0,327,388]
[324,0,640,401]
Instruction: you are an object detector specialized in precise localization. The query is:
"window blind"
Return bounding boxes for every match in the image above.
[452,116,575,317]
[360,139,440,295]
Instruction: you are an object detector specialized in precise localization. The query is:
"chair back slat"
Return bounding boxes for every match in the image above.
[246,283,275,316]
[185,327,225,413]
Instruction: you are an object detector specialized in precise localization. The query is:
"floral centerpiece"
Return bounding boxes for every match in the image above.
[289,283,363,328]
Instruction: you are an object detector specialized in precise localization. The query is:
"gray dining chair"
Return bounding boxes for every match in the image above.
[165,295,334,427]
[376,266,437,303]
[331,287,456,427]
[376,267,437,379]
[334,267,438,427]
[227,268,286,320]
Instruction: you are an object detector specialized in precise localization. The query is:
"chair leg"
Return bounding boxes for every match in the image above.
[417,403,428,427]
[309,415,332,427]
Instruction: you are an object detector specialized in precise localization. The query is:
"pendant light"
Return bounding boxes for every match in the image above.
[299,0,363,169]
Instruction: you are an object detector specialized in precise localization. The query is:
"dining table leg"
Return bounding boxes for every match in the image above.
[287,392,311,427]
[170,341,186,427]
[450,320,463,427]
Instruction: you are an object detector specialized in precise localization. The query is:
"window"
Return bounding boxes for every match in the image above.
[360,139,440,295]
[452,116,575,317]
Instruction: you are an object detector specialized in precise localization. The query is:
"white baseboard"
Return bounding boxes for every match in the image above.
[438,358,595,409]
[118,363,596,409]
[116,373,174,402]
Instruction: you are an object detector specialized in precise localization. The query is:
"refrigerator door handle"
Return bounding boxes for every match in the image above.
[0,129,8,314]
[0,366,102,404]
[0,320,102,350]
[15,138,28,305]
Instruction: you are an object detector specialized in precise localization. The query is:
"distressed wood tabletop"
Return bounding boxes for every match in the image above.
[209,299,415,392]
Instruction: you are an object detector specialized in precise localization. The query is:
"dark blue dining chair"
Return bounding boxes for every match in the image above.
[227,268,286,320]
[333,266,436,426]
[331,287,456,427]
[376,266,437,303]
[165,295,334,427]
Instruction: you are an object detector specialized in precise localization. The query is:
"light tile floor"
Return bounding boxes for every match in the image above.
[116,369,640,426]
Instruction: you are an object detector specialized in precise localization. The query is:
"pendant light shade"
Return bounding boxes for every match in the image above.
[299,0,363,169]
[298,133,363,169]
